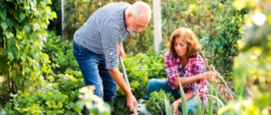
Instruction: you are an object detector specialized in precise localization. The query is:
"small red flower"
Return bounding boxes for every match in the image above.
[212,31,216,35]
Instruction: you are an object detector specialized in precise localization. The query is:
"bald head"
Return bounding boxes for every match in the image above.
[130,1,152,21]
[124,1,151,33]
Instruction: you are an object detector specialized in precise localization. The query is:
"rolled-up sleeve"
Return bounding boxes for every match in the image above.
[101,26,120,70]
[164,52,178,89]
[187,56,207,98]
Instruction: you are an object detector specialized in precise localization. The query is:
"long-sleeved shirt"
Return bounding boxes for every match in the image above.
[74,2,131,70]
[164,52,208,103]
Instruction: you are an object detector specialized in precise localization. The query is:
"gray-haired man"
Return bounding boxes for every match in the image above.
[73,1,151,112]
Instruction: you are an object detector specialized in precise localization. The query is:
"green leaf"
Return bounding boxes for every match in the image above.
[196,92,203,115]
[8,52,14,62]
[16,50,21,60]
[24,80,30,88]
[50,12,57,19]
[165,97,172,115]
[74,100,85,113]
[2,49,10,57]
[48,0,52,4]
[19,13,25,21]
[176,71,188,115]
[3,31,14,39]
[23,25,30,34]
[1,9,6,20]
[1,22,8,30]
[208,81,214,115]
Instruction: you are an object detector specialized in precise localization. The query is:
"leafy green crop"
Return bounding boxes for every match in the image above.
[146,89,175,115]
[112,47,167,114]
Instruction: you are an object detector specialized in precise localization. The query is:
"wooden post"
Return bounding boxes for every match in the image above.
[153,0,162,53]
[61,0,65,38]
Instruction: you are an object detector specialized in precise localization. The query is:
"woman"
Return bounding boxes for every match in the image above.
[146,28,219,114]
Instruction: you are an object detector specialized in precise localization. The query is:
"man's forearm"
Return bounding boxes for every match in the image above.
[173,74,203,87]
[108,68,132,96]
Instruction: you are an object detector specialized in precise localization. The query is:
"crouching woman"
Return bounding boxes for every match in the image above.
[146,28,219,114]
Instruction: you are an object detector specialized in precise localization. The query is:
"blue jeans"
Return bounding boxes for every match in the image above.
[73,41,118,102]
[147,79,198,114]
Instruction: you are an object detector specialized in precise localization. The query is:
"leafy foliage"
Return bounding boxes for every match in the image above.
[75,86,111,115]
[42,32,79,74]
[0,0,56,105]
[112,47,167,114]
[146,89,175,115]
[1,72,83,115]
[218,0,271,114]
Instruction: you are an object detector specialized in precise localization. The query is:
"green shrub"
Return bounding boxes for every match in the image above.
[74,86,111,115]
[0,72,84,115]
[0,0,57,105]
[112,47,167,114]
[42,32,79,74]
[146,89,175,115]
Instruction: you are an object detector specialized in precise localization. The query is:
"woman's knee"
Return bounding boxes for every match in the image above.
[147,79,157,88]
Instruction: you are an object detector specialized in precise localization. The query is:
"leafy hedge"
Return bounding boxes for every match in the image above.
[0,0,57,105]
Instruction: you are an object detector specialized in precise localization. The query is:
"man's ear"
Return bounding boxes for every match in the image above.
[127,12,133,18]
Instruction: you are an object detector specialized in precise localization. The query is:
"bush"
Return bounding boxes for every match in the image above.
[146,89,175,115]
[112,47,167,114]
[42,32,79,74]
[0,0,57,106]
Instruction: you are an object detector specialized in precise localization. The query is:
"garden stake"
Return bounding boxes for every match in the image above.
[119,57,138,115]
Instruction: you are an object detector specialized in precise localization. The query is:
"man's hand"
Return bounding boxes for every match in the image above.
[118,43,125,59]
[126,94,138,112]
[108,68,138,112]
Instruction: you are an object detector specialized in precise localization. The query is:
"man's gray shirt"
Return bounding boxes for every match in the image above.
[74,2,131,70]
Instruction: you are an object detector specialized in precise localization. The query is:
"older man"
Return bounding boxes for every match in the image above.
[73,1,151,112]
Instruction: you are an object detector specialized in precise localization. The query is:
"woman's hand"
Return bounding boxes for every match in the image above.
[172,100,181,115]
[201,71,220,81]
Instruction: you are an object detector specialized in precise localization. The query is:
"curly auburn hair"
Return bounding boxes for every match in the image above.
[167,28,202,58]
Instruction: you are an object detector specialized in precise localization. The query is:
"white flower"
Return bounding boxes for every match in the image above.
[250,55,257,59]
[78,94,83,99]
[86,102,92,108]
[0,77,4,83]
[234,103,241,110]
[252,13,267,26]
[79,87,88,94]
[243,100,250,106]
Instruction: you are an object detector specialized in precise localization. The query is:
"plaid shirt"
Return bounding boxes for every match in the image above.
[164,52,208,103]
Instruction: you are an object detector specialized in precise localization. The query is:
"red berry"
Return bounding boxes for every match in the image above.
[181,15,184,18]
[212,31,216,35]
[119,0,122,2]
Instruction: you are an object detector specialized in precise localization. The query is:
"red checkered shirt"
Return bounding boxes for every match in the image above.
[164,52,208,103]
